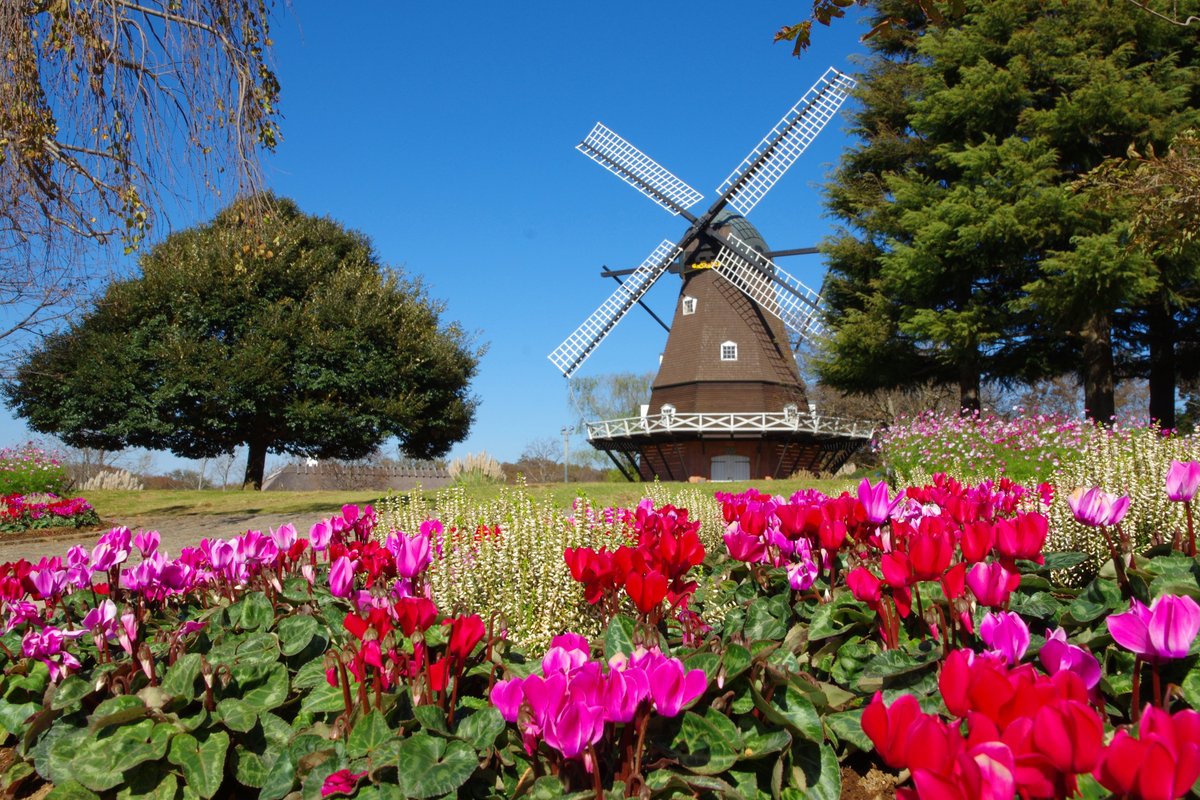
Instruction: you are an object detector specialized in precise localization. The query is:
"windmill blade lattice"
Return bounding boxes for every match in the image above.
[577,123,705,216]
[548,240,683,377]
[717,67,856,217]
[712,233,826,342]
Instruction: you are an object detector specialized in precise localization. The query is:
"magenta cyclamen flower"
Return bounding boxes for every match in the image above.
[1166,460,1200,503]
[271,523,297,550]
[320,769,367,798]
[309,520,333,551]
[857,478,902,525]
[978,611,1030,665]
[645,656,707,717]
[1039,627,1101,690]
[132,530,160,558]
[1107,594,1200,663]
[542,699,606,759]
[1066,487,1130,527]
[966,561,1019,608]
[386,531,431,579]
[329,556,355,598]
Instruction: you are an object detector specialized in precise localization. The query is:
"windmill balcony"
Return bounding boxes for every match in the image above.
[585,411,875,482]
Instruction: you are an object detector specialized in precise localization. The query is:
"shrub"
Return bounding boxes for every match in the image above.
[0,442,68,495]
[446,451,505,486]
[78,468,144,491]
[378,483,627,651]
[1046,424,1197,564]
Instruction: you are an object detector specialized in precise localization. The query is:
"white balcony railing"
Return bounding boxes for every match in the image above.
[585,411,875,442]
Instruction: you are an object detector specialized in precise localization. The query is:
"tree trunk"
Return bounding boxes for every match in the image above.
[243,440,268,490]
[959,359,981,413]
[1147,296,1176,429]
[1081,310,1115,423]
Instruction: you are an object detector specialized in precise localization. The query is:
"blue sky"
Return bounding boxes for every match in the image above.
[1,2,873,474]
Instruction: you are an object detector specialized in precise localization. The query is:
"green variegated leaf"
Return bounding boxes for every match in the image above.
[672,708,741,775]
[51,676,93,711]
[604,615,635,659]
[395,733,478,798]
[455,706,505,752]
[238,662,289,711]
[787,742,840,800]
[276,614,319,656]
[161,653,202,701]
[216,698,258,733]
[87,696,147,733]
[824,709,872,751]
[236,592,275,631]
[167,731,229,799]
[45,780,101,800]
[347,710,393,759]
[115,768,178,800]
[722,643,752,684]
[752,684,822,744]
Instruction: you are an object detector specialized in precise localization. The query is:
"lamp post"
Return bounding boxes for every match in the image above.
[561,426,571,483]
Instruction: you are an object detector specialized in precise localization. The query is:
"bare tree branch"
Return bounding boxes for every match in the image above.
[0,0,280,355]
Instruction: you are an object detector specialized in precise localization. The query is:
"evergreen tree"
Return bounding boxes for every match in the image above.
[4,197,483,489]
[819,0,1200,420]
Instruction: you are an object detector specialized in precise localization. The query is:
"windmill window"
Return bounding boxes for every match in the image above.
[720,341,738,361]
[682,296,697,315]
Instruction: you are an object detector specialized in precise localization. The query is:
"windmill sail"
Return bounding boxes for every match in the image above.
[548,240,683,378]
[717,67,856,217]
[711,233,826,342]
[577,123,704,216]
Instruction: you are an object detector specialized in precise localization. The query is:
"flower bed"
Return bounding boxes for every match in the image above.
[0,493,100,533]
[0,466,1197,799]
[0,442,68,496]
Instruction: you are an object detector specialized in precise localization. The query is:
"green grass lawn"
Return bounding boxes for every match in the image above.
[82,476,859,519]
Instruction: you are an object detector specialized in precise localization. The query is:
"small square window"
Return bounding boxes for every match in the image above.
[682,296,697,315]
[720,342,738,361]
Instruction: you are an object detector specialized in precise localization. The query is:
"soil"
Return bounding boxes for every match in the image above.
[844,762,902,800]
[0,510,336,564]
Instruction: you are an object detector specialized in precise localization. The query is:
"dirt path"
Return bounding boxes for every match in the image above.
[0,509,338,564]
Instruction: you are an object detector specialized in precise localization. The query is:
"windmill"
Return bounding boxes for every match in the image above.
[550,67,875,482]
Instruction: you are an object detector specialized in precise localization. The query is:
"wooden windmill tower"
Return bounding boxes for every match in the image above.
[549,67,874,482]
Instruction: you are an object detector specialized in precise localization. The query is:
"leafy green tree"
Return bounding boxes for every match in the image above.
[1078,131,1200,426]
[819,0,1200,420]
[4,196,482,489]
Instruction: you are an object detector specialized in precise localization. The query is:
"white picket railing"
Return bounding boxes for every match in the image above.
[585,411,875,441]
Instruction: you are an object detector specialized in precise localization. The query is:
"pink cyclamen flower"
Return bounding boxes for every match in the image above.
[979,611,1030,665]
[271,523,297,550]
[320,769,367,798]
[542,699,605,759]
[646,657,707,717]
[1166,460,1200,502]
[117,612,139,655]
[309,520,333,551]
[603,664,650,723]
[966,561,1020,609]
[386,531,432,579]
[132,530,160,558]
[1107,594,1200,663]
[786,556,819,591]
[329,556,355,598]
[723,529,767,563]
[491,677,525,722]
[1067,487,1130,527]
[857,478,902,525]
[30,567,66,599]
[1039,627,1101,690]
